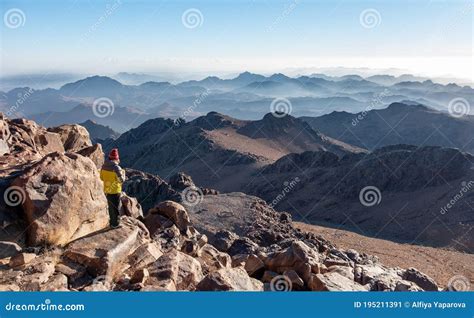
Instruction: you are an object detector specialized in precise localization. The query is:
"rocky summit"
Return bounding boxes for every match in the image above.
[0,114,444,291]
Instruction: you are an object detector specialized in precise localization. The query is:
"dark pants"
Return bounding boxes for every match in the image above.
[106,193,120,227]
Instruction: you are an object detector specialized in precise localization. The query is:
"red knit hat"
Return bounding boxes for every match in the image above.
[109,148,119,161]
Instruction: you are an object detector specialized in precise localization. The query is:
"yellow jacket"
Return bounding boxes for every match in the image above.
[100,159,125,194]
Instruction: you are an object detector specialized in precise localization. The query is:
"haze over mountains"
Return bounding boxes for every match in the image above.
[1,71,473,253]
[1,72,473,132]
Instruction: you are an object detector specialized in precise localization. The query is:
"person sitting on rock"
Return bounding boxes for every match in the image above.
[100,148,126,228]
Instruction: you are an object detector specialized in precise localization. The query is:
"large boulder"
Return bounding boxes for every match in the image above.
[48,124,92,152]
[145,201,190,233]
[197,244,232,274]
[169,172,195,191]
[127,241,163,270]
[263,241,320,284]
[63,217,147,280]
[2,118,64,166]
[196,267,264,291]
[120,193,144,219]
[148,250,203,290]
[309,272,367,291]
[12,152,108,246]
[123,169,180,214]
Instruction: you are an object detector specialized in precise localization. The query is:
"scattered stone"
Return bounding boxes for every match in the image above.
[212,230,238,252]
[169,172,195,191]
[40,273,69,291]
[228,237,260,256]
[402,268,439,291]
[9,253,36,268]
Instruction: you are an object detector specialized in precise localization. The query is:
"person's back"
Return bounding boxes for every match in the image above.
[100,148,125,227]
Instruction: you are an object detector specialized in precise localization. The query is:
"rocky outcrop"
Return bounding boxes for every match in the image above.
[64,217,147,280]
[123,169,180,213]
[48,124,92,152]
[146,201,191,233]
[77,143,105,169]
[120,193,144,219]
[12,152,108,246]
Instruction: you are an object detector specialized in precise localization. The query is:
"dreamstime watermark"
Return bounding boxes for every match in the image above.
[440,181,473,215]
[270,275,292,291]
[359,8,381,29]
[181,186,204,206]
[182,8,203,29]
[448,97,470,118]
[79,0,122,44]
[92,97,115,118]
[269,177,300,208]
[3,186,26,207]
[352,89,390,126]
[266,0,299,32]
[359,186,382,207]
[174,89,210,125]
[3,8,26,29]
[5,87,34,118]
[270,97,292,118]
[5,299,85,312]
[447,275,471,291]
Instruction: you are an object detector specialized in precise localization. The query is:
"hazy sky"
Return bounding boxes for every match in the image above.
[1,0,472,81]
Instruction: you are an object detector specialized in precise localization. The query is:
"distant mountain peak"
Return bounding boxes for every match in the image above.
[386,102,431,112]
[60,75,123,92]
[268,73,290,81]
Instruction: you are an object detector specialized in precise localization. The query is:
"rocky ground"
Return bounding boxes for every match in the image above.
[0,113,466,292]
[295,223,473,289]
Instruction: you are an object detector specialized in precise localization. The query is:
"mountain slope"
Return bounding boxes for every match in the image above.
[108,112,365,192]
[79,120,120,141]
[246,144,474,252]
[301,103,474,154]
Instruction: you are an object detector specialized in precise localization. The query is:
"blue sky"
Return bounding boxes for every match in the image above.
[0,0,472,80]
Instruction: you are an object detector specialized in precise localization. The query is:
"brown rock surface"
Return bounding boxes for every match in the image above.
[148,250,203,290]
[12,152,108,246]
[196,267,264,291]
[48,124,92,152]
[77,143,104,169]
[64,217,147,279]
[146,201,190,233]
